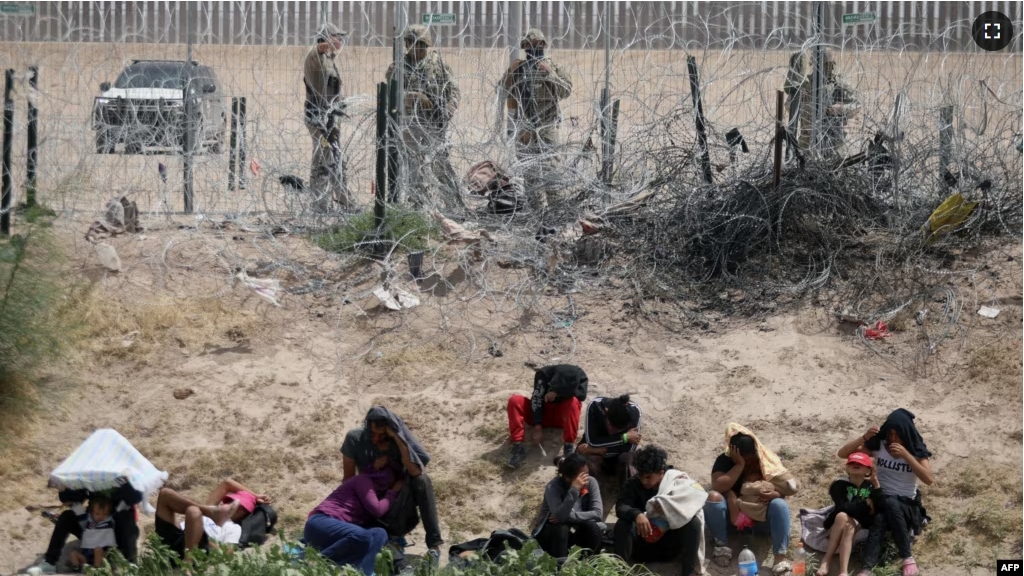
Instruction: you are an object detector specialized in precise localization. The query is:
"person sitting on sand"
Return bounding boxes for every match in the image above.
[154,478,270,560]
[532,453,604,559]
[703,423,799,573]
[614,445,706,576]
[35,478,142,574]
[342,406,443,566]
[575,394,642,489]
[305,455,403,574]
[506,364,589,469]
[837,409,934,576]
[815,452,882,576]
[65,494,116,570]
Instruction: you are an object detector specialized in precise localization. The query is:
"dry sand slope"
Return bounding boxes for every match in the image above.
[0,215,1020,575]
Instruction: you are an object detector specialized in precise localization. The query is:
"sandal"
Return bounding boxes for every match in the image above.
[773,560,793,575]
[902,558,919,576]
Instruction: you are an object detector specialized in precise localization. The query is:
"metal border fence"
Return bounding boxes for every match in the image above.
[2,1,1022,52]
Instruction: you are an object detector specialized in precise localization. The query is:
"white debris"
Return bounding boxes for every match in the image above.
[234,271,282,307]
[94,242,121,272]
[373,285,421,311]
[978,306,1000,318]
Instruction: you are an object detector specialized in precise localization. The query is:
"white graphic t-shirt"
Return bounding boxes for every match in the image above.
[873,444,918,498]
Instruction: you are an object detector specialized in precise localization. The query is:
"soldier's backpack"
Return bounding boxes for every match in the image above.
[238,503,277,548]
[465,161,526,215]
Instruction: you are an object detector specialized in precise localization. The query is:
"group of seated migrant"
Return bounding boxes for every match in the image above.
[36,360,933,576]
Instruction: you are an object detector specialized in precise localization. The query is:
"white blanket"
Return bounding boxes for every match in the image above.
[49,429,168,515]
[646,469,708,574]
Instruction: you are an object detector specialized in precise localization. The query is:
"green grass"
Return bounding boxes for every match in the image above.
[91,533,653,576]
[313,207,439,255]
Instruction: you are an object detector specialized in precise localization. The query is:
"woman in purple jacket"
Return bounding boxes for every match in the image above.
[304,456,402,574]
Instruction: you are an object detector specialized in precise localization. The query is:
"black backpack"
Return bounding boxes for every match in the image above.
[448,528,530,567]
[238,503,277,548]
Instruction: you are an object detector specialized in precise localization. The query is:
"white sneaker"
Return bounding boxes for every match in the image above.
[29,561,57,574]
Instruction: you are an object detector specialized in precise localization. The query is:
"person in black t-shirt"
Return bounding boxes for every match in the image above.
[816,451,881,576]
[575,395,642,490]
[703,426,798,573]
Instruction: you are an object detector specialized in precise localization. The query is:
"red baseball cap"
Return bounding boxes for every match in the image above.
[846,452,873,468]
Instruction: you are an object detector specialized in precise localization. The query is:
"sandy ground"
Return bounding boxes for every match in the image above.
[0,209,1020,575]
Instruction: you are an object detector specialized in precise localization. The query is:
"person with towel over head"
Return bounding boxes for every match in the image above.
[836,409,933,576]
[703,423,799,573]
[341,406,443,569]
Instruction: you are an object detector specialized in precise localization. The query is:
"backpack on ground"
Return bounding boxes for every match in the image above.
[447,528,531,566]
[238,503,277,548]
[465,161,526,215]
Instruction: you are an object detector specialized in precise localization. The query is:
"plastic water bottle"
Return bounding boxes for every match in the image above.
[738,546,759,576]
[793,542,807,576]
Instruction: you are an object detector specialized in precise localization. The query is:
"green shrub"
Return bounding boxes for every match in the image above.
[314,208,438,255]
[90,534,651,576]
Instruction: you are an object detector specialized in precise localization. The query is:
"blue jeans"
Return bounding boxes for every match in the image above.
[304,513,388,575]
[703,497,790,555]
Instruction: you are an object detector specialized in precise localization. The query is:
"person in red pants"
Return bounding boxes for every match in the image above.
[506,364,588,469]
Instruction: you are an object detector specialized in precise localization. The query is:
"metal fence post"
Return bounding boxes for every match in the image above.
[26,65,38,208]
[1,69,13,236]
[810,1,825,157]
[238,96,247,191]
[228,97,238,191]
[375,82,388,231]
[183,1,196,214]
[939,105,954,189]
[686,56,713,184]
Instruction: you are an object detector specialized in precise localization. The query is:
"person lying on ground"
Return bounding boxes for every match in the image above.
[837,408,933,576]
[613,445,706,576]
[305,455,402,574]
[342,406,443,566]
[532,453,603,559]
[575,394,642,490]
[704,423,798,573]
[816,452,882,576]
[506,364,589,469]
[36,477,142,574]
[65,494,116,570]
[155,478,270,560]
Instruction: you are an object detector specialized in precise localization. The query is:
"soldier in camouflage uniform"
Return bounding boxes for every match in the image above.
[387,25,462,210]
[796,49,859,159]
[303,23,354,213]
[502,29,573,210]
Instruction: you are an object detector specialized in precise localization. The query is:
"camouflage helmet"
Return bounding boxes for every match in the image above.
[520,28,547,48]
[315,22,347,43]
[403,24,434,47]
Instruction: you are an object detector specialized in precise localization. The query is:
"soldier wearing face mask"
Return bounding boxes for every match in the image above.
[387,25,462,210]
[502,29,572,210]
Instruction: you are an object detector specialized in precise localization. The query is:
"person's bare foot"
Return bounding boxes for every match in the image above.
[212,501,238,527]
[816,559,831,576]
